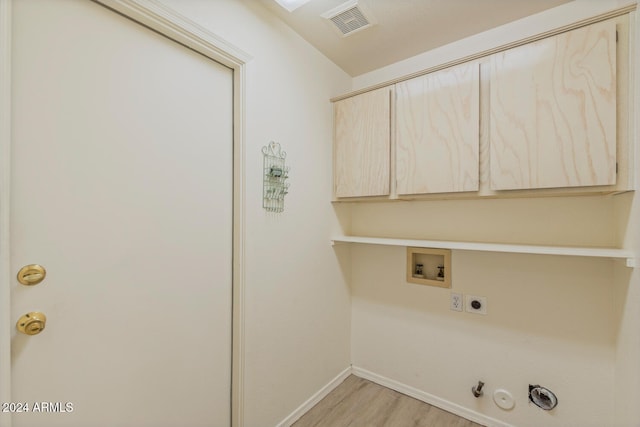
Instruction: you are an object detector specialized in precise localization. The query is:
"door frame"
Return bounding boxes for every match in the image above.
[0,1,250,426]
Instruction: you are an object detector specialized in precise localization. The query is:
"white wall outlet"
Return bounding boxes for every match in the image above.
[466,295,487,315]
[450,292,463,312]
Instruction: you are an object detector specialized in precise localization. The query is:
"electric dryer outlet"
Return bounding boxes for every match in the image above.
[466,295,487,315]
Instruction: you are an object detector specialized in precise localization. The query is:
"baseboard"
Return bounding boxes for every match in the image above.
[276,366,352,427]
[351,366,514,427]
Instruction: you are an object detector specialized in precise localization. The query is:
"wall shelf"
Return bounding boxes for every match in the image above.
[331,235,636,267]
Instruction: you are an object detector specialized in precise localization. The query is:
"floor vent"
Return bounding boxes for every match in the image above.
[321,0,376,37]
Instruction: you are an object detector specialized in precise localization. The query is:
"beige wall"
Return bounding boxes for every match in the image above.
[346,0,639,426]
[153,1,353,426]
[614,5,640,425]
[151,0,638,426]
[350,197,618,247]
[351,245,617,426]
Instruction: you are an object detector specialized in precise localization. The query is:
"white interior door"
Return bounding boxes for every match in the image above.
[9,0,233,426]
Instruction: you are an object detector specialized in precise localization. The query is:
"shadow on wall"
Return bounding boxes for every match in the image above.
[349,195,621,247]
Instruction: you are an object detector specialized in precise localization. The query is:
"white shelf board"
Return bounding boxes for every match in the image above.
[331,235,637,267]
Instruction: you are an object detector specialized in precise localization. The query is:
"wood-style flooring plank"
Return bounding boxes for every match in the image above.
[292,376,484,427]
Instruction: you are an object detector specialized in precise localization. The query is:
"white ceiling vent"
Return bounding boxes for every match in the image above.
[321,0,376,37]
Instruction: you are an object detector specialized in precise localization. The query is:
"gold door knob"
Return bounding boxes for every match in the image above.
[16,312,47,335]
[17,264,46,286]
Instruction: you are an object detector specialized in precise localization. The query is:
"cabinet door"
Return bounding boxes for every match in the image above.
[396,62,479,195]
[334,87,391,198]
[490,20,617,191]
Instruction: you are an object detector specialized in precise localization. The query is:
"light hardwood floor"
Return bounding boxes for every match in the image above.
[293,375,484,427]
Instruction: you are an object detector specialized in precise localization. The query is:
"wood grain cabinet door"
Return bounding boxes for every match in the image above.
[334,87,391,198]
[395,62,480,195]
[490,20,617,191]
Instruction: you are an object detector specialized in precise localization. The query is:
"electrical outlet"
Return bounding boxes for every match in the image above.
[466,295,487,315]
[450,292,463,312]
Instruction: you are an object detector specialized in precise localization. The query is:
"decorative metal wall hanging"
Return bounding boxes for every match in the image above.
[262,141,289,213]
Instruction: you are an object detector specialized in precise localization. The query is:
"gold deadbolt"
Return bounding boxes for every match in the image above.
[17,264,46,286]
[16,312,47,336]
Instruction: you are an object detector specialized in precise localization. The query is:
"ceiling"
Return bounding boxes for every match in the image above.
[260,0,573,76]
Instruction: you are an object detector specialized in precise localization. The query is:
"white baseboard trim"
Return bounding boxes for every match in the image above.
[276,366,352,427]
[352,366,514,427]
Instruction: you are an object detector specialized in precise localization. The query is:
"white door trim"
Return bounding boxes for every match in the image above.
[0,1,13,426]
[0,1,250,426]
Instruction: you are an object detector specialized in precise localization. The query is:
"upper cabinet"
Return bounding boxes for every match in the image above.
[334,86,391,198]
[489,20,617,191]
[396,62,480,195]
[332,15,632,201]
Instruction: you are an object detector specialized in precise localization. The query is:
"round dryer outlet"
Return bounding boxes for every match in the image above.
[493,388,515,410]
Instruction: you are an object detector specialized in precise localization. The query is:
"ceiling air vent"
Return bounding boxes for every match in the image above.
[321,0,376,37]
